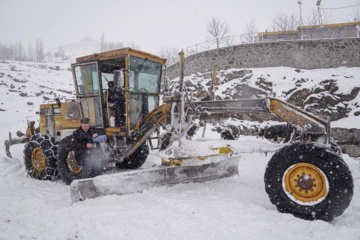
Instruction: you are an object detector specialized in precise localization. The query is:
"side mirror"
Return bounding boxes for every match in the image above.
[164,77,169,93]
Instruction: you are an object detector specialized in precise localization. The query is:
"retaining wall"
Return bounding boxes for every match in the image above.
[167,38,360,79]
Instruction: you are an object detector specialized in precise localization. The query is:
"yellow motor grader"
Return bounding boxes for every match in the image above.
[4,48,353,222]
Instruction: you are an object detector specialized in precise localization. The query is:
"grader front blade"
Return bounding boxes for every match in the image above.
[70,156,240,203]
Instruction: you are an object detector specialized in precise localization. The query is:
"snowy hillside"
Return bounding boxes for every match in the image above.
[50,37,101,63]
[0,60,75,129]
[0,60,360,239]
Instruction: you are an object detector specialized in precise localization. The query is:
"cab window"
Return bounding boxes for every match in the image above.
[129,56,162,94]
[74,63,99,95]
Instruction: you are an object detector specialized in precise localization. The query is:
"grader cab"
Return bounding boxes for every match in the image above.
[4,48,354,222]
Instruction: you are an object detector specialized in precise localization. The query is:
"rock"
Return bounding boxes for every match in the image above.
[185,80,195,87]
[224,70,252,81]
[57,89,72,94]
[13,78,27,83]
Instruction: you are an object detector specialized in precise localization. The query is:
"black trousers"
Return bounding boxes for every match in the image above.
[110,103,125,126]
[75,147,102,179]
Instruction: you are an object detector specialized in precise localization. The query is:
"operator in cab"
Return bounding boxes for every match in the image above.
[72,118,107,178]
[108,81,125,126]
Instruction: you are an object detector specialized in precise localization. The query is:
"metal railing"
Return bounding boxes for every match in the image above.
[183,28,360,58]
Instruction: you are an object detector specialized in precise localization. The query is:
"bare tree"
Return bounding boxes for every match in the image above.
[270,12,299,32]
[35,38,44,62]
[16,42,26,61]
[45,51,52,62]
[244,19,259,43]
[130,42,141,50]
[54,44,65,59]
[100,34,106,51]
[100,34,126,51]
[206,16,231,48]
[224,35,235,47]
[303,9,332,26]
[158,46,180,66]
[27,42,35,61]
[349,9,360,22]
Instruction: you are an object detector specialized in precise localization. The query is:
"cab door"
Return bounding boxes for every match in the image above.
[128,55,162,130]
[71,61,104,127]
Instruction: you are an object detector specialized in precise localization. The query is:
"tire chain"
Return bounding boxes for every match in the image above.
[24,134,59,180]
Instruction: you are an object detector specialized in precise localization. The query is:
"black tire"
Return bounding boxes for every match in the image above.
[119,142,149,169]
[23,134,58,180]
[57,135,82,185]
[264,142,354,221]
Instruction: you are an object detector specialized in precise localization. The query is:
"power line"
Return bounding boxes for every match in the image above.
[321,4,360,10]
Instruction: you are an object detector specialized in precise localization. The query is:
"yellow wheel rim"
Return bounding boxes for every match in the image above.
[31,148,46,171]
[283,163,328,204]
[66,151,82,174]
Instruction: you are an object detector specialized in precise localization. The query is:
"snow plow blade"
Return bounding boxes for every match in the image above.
[70,156,240,203]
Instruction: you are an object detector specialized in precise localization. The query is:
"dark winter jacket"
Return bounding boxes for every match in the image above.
[108,89,125,104]
[72,126,106,150]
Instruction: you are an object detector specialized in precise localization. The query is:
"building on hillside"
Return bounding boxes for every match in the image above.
[258,21,360,42]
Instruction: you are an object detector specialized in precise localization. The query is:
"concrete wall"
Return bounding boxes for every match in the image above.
[331,128,360,145]
[167,38,360,79]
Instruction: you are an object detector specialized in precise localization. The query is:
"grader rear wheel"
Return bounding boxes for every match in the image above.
[265,142,354,221]
[23,134,58,180]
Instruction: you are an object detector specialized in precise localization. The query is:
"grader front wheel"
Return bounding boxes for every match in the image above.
[265,142,354,221]
[118,142,149,169]
[57,136,83,185]
[23,134,58,180]
[283,163,328,204]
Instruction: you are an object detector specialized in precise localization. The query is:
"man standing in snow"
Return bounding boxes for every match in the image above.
[72,118,107,178]
[108,81,125,126]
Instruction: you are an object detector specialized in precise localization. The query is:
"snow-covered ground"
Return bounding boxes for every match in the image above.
[1,61,360,239]
[1,134,360,240]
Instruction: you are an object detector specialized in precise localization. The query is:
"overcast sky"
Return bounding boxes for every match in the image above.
[0,0,359,55]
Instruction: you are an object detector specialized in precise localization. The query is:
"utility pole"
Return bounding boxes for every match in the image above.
[316,0,323,39]
[178,51,185,147]
[298,0,303,39]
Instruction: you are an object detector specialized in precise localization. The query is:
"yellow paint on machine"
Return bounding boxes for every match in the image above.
[161,146,234,166]
[284,163,328,203]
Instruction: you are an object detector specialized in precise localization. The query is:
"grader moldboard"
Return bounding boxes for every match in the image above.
[5,48,353,222]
